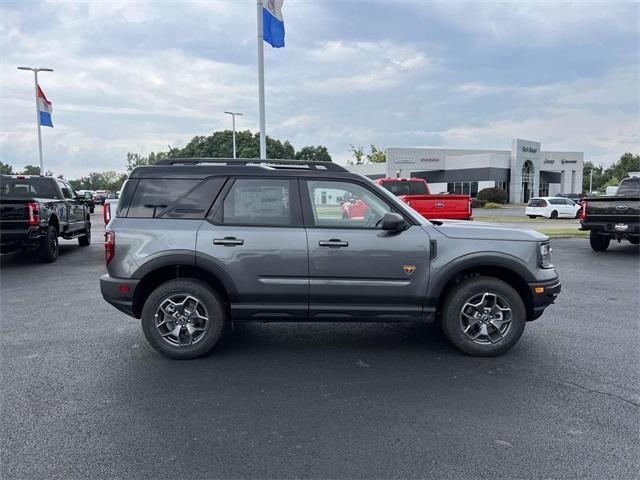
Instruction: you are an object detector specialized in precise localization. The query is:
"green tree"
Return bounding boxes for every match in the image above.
[175,130,295,159]
[0,161,13,174]
[22,165,41,175]
[601,177,621,191]
[349,145,364,165]
[366,144,386,163]
[68,179,83,190]
[126,151,168,171]
[295,145,332,162]
[582,161,605,193]
[604,152,640,182]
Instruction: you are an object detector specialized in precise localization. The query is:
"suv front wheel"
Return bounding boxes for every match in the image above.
[441,276,526,356]
[141,279,227,359]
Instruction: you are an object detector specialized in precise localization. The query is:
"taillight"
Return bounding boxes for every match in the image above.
[104,230,115,265]
[103,202,111,225]
[580,200,587,220]
[468,198,472,217]
[27,202,40,226]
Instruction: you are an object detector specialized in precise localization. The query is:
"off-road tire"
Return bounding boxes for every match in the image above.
[78,225,91,247]
[441,276,526,357]
[589,231,610,251]
[38,226,59,263]
[141,278,227,359]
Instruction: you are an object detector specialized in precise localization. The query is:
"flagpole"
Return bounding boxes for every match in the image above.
[257,0,267,159]
[34,70,44,174]
[18,66,53,175]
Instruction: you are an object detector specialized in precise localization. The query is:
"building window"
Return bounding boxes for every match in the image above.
[539,183,549,197]
[447,181,479,196]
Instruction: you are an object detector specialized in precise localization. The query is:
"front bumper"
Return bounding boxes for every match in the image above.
[529,276,561,320]
[100,274,140,318]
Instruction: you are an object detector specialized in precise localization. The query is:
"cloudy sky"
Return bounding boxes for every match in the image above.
[1,0,638,177]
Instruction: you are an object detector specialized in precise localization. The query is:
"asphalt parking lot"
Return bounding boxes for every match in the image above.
[1,211,639,479]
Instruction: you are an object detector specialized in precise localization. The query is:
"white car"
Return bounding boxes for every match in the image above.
[526,197,581,219]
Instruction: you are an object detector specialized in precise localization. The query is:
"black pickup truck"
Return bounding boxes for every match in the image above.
[0,175,91,262]
[580,176,640,251]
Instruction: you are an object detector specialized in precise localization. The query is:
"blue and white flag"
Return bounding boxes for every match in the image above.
[37,85,53,127]
[263,0,285,48]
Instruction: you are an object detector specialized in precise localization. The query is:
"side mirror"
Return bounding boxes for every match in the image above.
[381,212,406,231]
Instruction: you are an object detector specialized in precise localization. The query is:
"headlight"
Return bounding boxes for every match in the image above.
[540,242,553,268]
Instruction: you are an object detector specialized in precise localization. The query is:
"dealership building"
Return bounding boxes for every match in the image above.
[348,139,584,203]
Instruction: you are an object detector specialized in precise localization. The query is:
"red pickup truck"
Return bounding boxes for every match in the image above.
[376,178,472,220]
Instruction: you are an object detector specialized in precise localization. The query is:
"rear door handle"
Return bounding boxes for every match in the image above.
[213,237,244,246]
[319,239,349,248]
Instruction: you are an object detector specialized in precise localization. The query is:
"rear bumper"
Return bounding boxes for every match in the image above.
[0,227,44,246]
[580,221,639,236]
[100,274,140,318]
[529,277,561,320]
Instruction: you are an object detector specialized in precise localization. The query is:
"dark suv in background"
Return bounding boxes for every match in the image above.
[100,159,561,359]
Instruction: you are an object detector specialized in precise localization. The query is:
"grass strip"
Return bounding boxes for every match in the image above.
[535,229,589,238]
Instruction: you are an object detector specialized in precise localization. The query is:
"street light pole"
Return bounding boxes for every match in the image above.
[18,67,53,175]
[224,111,243,159]
[589,169,593,195]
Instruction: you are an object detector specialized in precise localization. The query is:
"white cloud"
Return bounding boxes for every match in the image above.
[0,1,637,176]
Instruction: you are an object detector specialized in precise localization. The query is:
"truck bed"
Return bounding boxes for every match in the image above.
[399,194,472,220]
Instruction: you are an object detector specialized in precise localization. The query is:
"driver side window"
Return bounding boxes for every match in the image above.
[306,180,393,228]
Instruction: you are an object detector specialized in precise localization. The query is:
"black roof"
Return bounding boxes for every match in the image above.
[130,158,356,179]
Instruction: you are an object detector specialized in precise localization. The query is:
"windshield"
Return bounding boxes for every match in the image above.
[380,180,429,196]
[616,177,640,196]
[0,177,60,199]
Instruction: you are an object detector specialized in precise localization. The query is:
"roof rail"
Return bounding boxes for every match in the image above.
[153,157,348,172]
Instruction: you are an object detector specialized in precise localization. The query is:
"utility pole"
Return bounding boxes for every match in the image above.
[257,0,267,159]
[17,66,53,174]
[224,111,243,159]
[589,169,593,195]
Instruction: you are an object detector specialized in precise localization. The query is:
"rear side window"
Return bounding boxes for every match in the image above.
[221,178,293,226]
[380,180,429,196]
[126,178,225,219]
[617,177,640,196]
[528,198,547,207]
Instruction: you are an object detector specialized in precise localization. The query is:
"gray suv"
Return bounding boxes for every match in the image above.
[100,159,561,359]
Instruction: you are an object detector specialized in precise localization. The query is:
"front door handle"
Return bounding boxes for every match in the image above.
[319,239,349,248]
[213,237,244,246]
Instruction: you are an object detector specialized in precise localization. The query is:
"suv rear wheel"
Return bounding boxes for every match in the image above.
[141,278,227,359]
[441,276,526,356]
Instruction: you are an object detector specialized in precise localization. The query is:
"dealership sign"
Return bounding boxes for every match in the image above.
[543,159,555,164]
[522,146,538,153]
[561,159,578,164]
[420,157,440,163]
